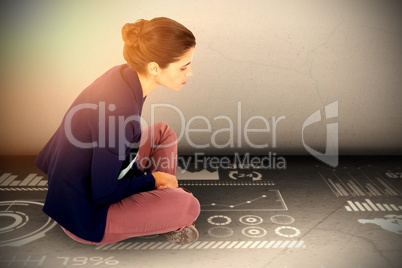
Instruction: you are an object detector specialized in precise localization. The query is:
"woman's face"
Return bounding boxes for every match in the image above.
[156,47,195,91]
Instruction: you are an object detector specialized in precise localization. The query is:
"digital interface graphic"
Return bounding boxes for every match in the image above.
[0,200,57,247]
[0,156,401,267]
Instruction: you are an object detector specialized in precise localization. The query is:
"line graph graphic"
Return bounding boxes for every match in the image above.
[198,190,287,212]
[202,195,267,209]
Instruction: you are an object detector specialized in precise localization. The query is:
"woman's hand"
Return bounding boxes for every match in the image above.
[152,171,178,190]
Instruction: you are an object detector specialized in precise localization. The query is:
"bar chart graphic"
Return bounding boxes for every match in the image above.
[319,171,401,197]
[0,173,48,190]
[95,240,306,251]
[345,199,402,212]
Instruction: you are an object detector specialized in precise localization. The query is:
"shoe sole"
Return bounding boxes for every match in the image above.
[160,225,199,245]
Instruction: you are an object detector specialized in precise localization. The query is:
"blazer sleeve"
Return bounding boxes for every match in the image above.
[89,115,155,205]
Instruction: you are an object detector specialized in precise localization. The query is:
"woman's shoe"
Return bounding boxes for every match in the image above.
[160,225,199,245]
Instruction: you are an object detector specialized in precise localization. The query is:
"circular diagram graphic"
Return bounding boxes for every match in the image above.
[208,215,232,226]
[242,227,267,238]
[208,227,234,238]
[270,215,295,225]
[0,200,57,247]
[0,211,28,233]
[239,215,263,225]
[275,226,300,238]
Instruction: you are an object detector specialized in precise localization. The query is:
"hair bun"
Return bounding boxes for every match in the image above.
[122,19,148,48]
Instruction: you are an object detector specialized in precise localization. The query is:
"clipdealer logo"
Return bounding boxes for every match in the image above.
[63,100,339,167]
[302,101,339,167]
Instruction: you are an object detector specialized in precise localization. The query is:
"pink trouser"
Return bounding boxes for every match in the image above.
[63,123,200,245]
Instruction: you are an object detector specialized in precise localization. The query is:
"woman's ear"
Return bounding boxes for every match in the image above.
[147,62,160,76]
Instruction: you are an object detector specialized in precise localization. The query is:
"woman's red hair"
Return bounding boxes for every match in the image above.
[122,17,196,75]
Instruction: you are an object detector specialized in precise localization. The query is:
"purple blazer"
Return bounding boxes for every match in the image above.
[35,64,155,242]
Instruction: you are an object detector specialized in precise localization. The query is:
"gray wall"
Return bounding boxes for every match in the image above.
[0,0,401,156]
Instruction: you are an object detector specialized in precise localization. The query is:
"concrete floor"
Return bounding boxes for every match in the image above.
[0,155,401,268]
